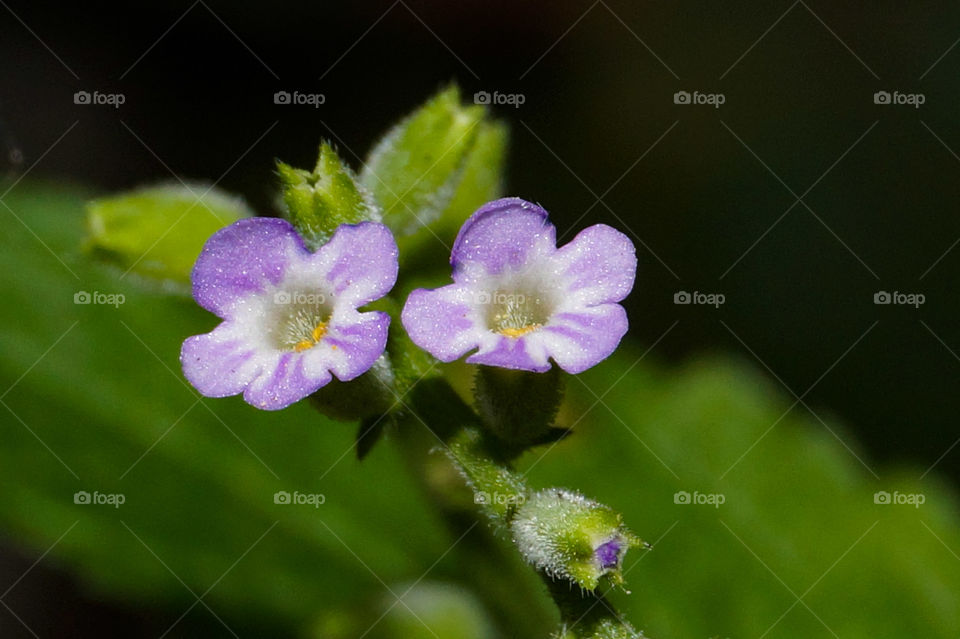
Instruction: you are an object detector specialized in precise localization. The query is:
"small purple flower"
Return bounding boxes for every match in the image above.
[401,198,636,373]
[181,218,398,410]
[594,538,624,570]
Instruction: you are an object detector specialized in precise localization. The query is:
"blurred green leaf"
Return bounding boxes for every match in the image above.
[1,181,449,635]
[278,142,377,251]
[360,86,487,237]
[523,354,960,638]
[84,183,250,285]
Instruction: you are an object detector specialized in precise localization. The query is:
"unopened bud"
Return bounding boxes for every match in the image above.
[511,489,642,591]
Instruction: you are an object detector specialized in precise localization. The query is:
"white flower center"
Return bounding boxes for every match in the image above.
[482,271,557,338]
[267,289,332,352]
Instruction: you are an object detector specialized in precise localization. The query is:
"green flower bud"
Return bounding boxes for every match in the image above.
[360,85,487,237]
[511,489,642,591]
[278,142,379,250]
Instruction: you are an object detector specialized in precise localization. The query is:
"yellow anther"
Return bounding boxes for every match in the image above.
[293,321,328,352]
[499,324,541,339]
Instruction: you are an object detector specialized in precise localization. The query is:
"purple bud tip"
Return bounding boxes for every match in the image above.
[594,539,623,569]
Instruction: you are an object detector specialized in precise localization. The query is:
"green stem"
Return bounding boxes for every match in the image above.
[441,421,644,638]
[394,408,555,635]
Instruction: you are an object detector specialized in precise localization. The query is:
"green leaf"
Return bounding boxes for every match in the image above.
[278,142,378,250]
[360,85,486,236]
[84,183,250,285]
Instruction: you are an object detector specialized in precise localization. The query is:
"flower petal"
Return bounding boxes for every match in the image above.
[539,304,629,374]
[553,224,637,306]
[466,334,552,372]
[321,310,392,381]
[307,222,399,308]
[180,321,270,398]
[192,218,306,318]
[451,198,556,281]
[243,351,332,411]
[401,285,485,362]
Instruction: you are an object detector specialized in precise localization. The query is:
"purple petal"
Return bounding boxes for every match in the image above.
[466,334,551,372]
[401,285,484,362]
[539,304,629,374]
[192,218,305,318]
[451,198,556,281]
[308,222,399,307]
[553,224,637,305]
[180,322,267,398]
[323,311,391,381]
[243,351,332,411]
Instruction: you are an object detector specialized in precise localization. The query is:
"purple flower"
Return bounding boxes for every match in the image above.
[401,198,635,373]
[181,218,398,410]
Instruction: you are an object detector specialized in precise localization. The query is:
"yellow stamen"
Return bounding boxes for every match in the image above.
[499,324,541,339]
[293,321,328,352]
[311,322,327,343]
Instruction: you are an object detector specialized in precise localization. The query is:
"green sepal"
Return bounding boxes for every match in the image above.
[474,365,564,453]
[308,355,396,424]
[355,413,392,461]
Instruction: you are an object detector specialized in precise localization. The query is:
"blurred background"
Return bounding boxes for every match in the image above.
[1,1,959,637]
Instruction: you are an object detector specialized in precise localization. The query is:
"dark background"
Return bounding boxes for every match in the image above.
[2,0,959,634]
